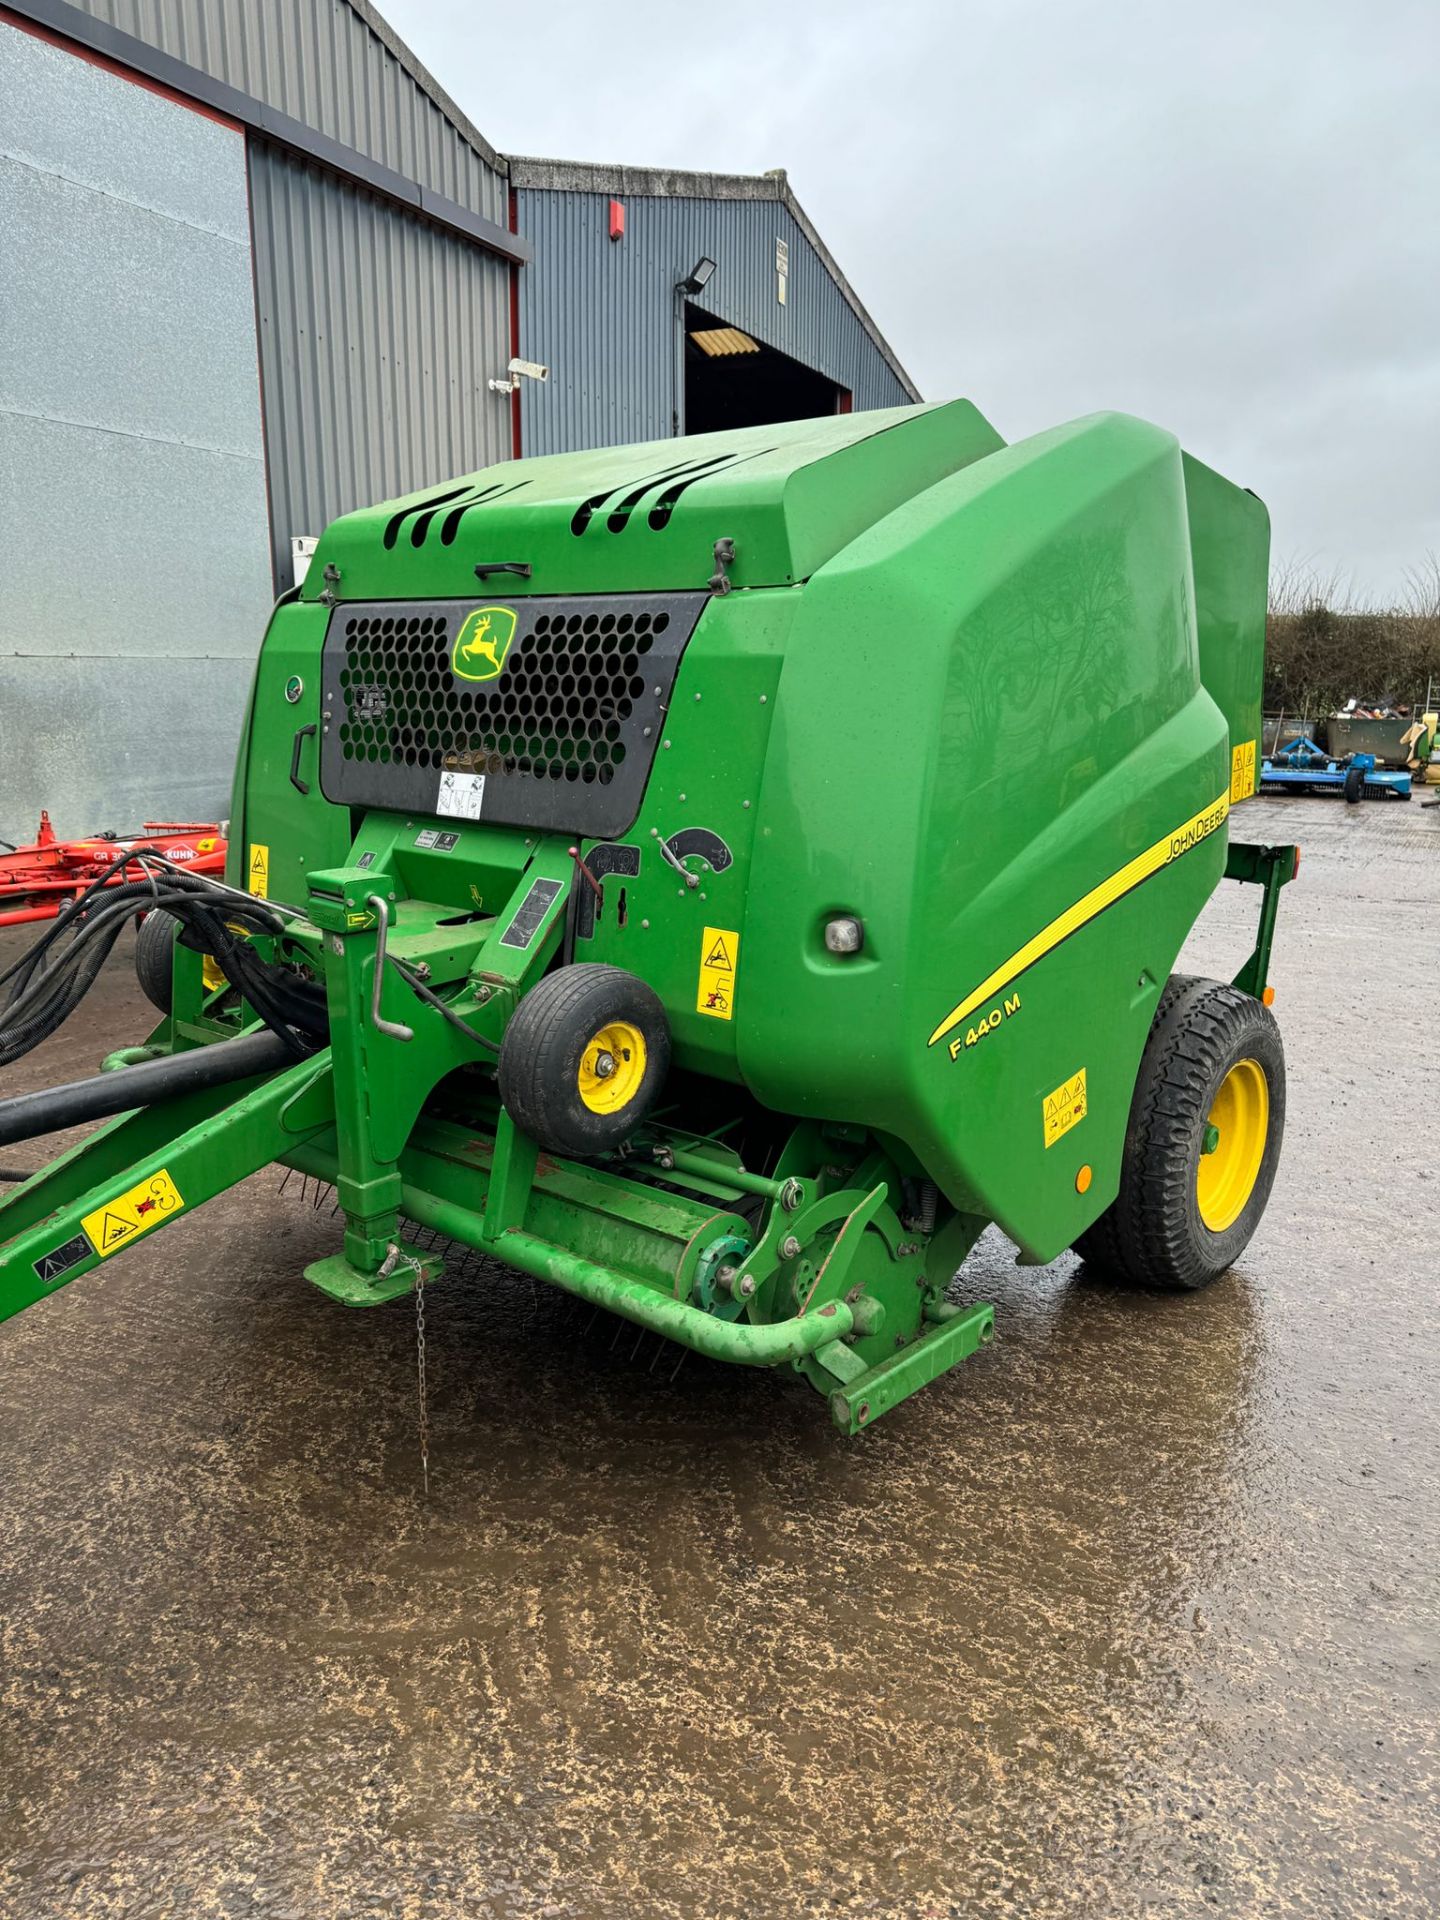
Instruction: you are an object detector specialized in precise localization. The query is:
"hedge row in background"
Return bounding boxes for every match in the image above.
[1263,556,1440,722]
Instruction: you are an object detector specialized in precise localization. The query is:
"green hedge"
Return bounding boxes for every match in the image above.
[1262,563,1440,718]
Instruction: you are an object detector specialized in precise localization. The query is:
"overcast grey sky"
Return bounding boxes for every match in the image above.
[385,0,1437,600]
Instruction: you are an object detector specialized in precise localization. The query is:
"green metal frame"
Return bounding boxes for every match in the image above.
[1225,840,1300,999]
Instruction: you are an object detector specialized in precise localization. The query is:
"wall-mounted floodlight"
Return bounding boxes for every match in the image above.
[677,256,717,295]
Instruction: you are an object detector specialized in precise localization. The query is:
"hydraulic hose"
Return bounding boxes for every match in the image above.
[0,852,325,1069]
[0,1028,297,1148]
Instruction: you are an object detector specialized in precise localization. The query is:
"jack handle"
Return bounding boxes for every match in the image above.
[367,896,414,1042]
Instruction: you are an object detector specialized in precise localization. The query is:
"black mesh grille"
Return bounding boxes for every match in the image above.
[319,593,706,837]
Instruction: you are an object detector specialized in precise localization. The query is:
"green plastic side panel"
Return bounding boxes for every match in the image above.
[574,590,795,1084]
[739,412,1232,1262]
[303,400,1005,602]
[231,601,353,904]
[1183,451,1269,806]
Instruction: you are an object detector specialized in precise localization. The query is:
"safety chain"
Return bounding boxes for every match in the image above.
[378,1241,429,1495]
[414,1261,429,1496]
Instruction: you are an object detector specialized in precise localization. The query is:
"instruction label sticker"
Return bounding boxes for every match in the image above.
[696,925,740,1020]
[248,843,269,898]
[1230,739,1258,803]
[33,1233,92,1289]
[81,1169,184,1260]
[1042,1069,1088,1149]
[437,770,485,821]
[500,876,564,950]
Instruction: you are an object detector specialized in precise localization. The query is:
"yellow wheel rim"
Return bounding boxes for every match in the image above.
[1196,1058,1269,1233]
[577,1020,647,1115]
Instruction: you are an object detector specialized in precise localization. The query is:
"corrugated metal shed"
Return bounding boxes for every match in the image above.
[248,140,513,586]
[512,160,918,457]
[1,17,273,840]
[64,0,508,222]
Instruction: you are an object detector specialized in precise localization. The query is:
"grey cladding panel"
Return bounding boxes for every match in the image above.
[0,654,253,842]
[247,140,514,588]
[69,0,507,220]
[0,20,272,837]
[1,19,250,231]
[516,188,915,457]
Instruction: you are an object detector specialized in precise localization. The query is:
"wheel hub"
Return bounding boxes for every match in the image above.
[577,1021,647,1115]
[1196,1057,1269,1233]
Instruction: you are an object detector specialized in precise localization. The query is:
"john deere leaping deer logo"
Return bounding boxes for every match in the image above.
[452,606,517,683]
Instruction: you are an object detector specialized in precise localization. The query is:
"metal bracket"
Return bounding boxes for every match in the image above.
[826,1301,995,1436]
[1225,841,1299,1000]
[708,536,736,595]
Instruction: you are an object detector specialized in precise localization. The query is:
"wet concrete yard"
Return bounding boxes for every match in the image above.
[1,792,1436,1918]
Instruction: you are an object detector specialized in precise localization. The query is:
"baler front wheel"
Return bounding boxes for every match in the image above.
[498,963,671,1156]
[1075,977,1285,1291]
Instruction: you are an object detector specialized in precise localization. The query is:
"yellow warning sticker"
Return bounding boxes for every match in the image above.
[1230,739,1257,803]
[248,842,269,898]
[82,1169,184,1260]
[1042,1069,1088,1149]
[696,925,740,1020]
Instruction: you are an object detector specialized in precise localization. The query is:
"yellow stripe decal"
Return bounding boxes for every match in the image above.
[928,791,1230,1049]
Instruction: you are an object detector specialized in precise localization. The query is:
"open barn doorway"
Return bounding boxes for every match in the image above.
[683,303,849,434]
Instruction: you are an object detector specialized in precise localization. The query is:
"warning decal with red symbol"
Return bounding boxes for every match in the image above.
[82,1169,185,1259]
[695,925,740,1022]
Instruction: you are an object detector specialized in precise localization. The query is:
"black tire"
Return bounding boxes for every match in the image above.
[498,963,670,1156]
[134,908,179,1013]
[1074,977,1285,1291]
[1343,765,1364,804]
[1073,972,1198,1276]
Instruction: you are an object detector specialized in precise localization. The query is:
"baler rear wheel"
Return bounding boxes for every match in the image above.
[134,908,179,1014]
[1073,973,1197,1277]
[498,963,670,1156]
[1074,977,1284,1291]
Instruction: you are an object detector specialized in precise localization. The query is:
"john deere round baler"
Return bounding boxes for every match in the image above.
[0,401,1296,1433]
